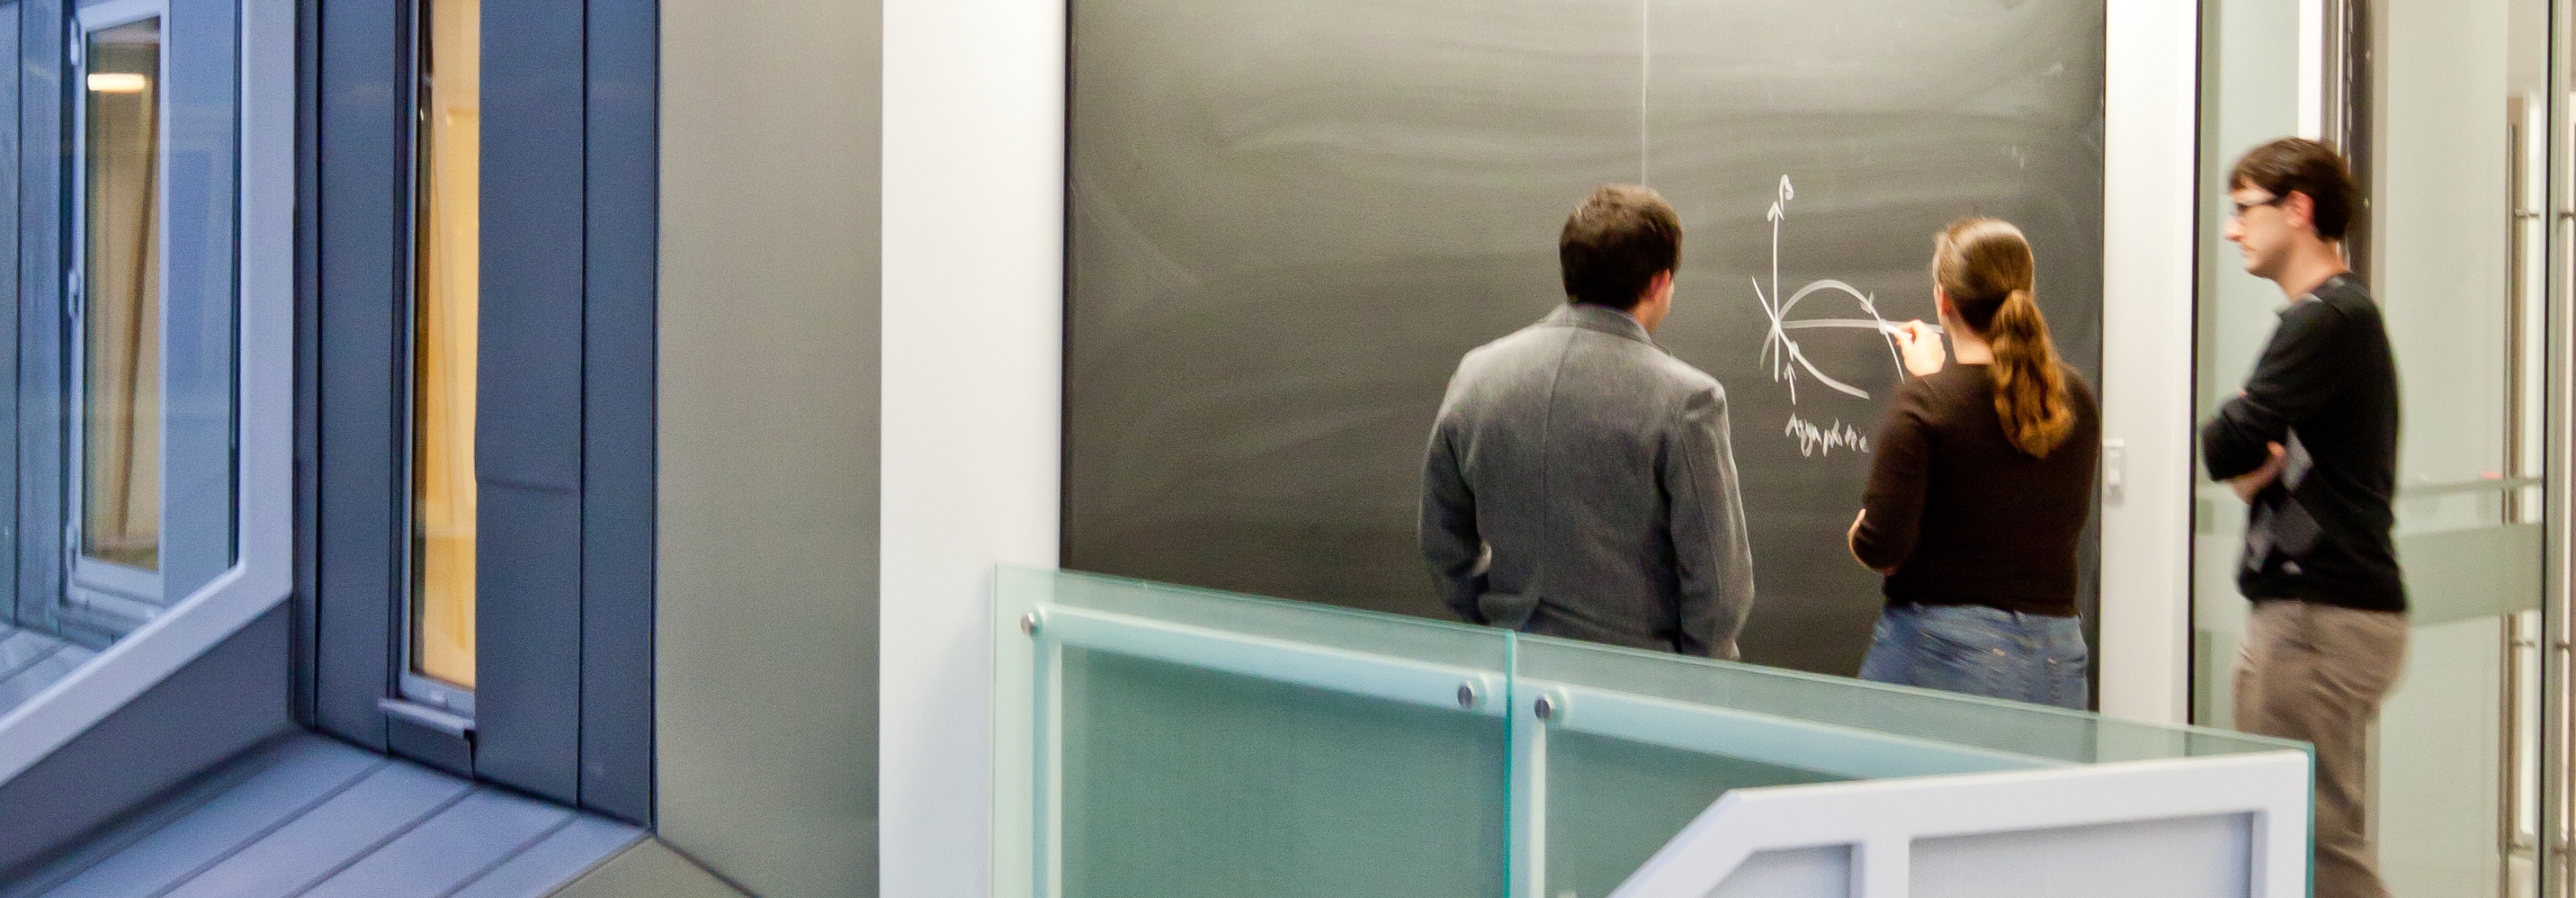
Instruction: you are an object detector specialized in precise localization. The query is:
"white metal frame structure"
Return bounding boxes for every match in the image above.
[1609,753,2309,898]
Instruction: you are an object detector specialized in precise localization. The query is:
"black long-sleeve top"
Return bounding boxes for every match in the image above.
[2200,274,2405,612]
[1852,364,2101,616]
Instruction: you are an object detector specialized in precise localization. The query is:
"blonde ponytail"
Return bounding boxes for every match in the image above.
[1931,220,2074,458]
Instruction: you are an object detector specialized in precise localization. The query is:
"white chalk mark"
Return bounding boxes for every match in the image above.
[1783,318,1945,335]
[1785,413,1871,457]
[1752,175,1913,404]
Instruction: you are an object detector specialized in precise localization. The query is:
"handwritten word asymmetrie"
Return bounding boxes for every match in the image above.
[1785,413,1869,458]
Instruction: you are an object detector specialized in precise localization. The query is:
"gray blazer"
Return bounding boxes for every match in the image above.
[1419,303,1757,658]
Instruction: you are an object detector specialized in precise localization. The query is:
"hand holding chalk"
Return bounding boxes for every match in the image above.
[1893,320,1945,377]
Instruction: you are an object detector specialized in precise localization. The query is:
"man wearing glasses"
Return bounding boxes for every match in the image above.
[2203,138,2406,898]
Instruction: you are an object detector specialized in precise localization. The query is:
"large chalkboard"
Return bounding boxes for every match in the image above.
[1063,0,2106,677]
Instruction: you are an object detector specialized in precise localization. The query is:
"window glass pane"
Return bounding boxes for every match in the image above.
[412,0,478,690]
[81,18,162,573]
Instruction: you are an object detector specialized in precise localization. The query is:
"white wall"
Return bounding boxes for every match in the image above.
[2097,0,2201,725]
[878,0,1066,895]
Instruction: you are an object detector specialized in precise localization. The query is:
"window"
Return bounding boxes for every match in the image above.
[408,0,479,701]
[70,6,165,617]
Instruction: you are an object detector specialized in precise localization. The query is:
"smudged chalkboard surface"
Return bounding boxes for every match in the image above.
[1063,0,2105,680]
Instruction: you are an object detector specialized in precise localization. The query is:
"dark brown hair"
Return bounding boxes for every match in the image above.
[1560,185,1682,309]
[2229,138,2358,241]
[1933,218,2073,458]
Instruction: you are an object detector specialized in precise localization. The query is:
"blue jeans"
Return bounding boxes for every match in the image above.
[1858,604,2089,709]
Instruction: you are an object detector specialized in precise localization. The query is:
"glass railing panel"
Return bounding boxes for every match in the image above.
[995,567,1511,898]
[1516,633,2295,766]
[1513,632,2304,898]
[1041,568,1513,675]
[999,567,2311,898]
[1541,726,1842,898]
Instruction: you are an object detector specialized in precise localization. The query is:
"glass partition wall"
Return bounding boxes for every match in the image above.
[2196,1,2564,895]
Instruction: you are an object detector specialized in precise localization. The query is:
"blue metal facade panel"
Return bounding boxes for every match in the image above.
[297,789,576,898]
[476,0,589,806]
[0,640,89,708]
[445,817,644,898]
[288,0,321,725]
[580,0,656,826]
[0,606,293,879]
[15,739,383,898]
[156,762,474,898]
[0,4,19,629]
[13,0,62,632]
[290,0,657,820]
[5,733,640,898]
[310,0,406,750]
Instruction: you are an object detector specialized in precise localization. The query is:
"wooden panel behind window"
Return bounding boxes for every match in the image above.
[414,0,478,689]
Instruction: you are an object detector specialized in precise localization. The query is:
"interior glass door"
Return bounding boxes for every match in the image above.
[2196,1,2555,895]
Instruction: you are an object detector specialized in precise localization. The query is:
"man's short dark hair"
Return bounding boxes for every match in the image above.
[2231,138,2358,241]
[1560,185,1682,309]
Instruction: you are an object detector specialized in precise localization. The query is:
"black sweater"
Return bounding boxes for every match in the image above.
[2200,274,2405,613]
[1852,364,2101,616]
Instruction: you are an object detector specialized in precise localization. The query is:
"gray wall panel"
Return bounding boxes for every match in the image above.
[289,0,319,726]
[0,605,292,880]
[657,0,879,891]
[1062,0,2106,679]
[478,0,589,805]
[311,0,405,750]
[0,4,19,629]
[580,0,657,826]
[13,0,60,632]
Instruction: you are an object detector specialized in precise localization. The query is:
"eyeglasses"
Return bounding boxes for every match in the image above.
[2229,193,2289,220]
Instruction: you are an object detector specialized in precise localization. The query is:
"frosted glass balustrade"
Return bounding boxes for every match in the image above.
[995,567,2311,898]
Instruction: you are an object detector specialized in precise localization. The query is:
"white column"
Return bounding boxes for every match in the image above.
[2097,0,2201,724]
[880,0,1067,894]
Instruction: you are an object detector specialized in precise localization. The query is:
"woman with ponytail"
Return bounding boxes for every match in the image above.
[1844,218,2101,708]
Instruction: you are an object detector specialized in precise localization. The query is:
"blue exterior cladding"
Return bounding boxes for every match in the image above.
[311,0,407,752]
[14,0,61,634]
[476,0,589,808]
[0,4,19,631]
[301,0,657,823]
[580,0,658,826]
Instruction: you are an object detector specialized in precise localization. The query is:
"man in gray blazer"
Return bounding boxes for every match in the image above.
[1419,185,1758,658]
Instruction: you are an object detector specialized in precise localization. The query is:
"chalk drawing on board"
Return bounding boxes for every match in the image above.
[1785,412,1870,458]
[1750,175,1926,404]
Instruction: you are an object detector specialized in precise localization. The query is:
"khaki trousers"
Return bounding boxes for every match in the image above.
[2233,599,2410,898]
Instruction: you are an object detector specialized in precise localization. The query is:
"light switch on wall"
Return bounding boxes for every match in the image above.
[2103,438,2127,504]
